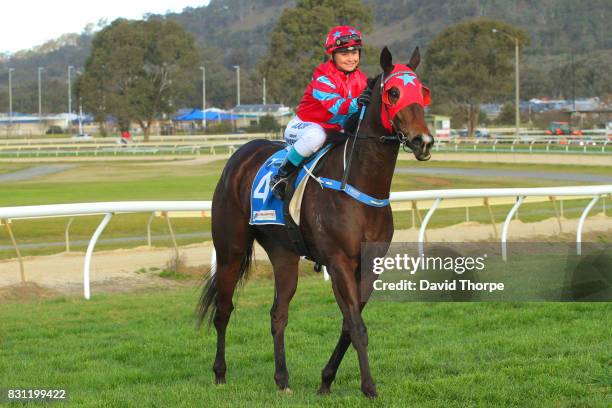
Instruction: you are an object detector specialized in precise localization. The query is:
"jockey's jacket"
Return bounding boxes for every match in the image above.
[296,60,367,131]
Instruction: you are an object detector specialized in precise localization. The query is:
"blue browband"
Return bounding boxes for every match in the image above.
[319,177,390,207]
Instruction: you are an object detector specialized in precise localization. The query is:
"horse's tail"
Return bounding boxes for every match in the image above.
[196,240,254,329]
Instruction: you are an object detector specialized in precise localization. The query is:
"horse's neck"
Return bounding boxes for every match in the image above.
[349,134,400,199]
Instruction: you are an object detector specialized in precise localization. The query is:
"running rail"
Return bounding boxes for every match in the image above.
[0,185,610,298]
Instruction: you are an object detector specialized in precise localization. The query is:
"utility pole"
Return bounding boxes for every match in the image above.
[492,29,520,138]
[78,99,84,136]
[263,77,266,105]
[8,68,14,134]
[68,66,74,134]
[38,67,44,129]
[200,66,206,130]
[233,65,240,106]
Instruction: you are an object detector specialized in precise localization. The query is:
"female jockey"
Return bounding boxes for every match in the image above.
[270,25,372,199]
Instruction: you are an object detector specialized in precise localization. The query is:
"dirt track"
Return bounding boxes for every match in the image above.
[1,214,609,300]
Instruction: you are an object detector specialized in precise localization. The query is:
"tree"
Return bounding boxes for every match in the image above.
[76,18,199,140]
[496,103,515,125]
[423,19,529,137]
[258,0,372,107]
[258,115,280,133]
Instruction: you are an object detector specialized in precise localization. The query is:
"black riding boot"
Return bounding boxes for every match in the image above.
[270,159,299,200]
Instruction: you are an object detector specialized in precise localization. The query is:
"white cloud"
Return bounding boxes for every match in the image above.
[1,1,209,54]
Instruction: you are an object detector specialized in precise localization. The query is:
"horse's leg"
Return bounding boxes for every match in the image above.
[320,258,378,393]
[211,230,254,384]
[325,256,377,398]
[318,303,365,395]
[261,241,300,391]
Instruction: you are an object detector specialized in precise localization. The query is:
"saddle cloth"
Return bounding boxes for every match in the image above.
[249,144,334,225]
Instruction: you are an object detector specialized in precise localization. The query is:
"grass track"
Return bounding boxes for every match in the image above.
[0,272,610,407]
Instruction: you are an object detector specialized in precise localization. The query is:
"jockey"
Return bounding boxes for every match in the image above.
[270,25,372,199]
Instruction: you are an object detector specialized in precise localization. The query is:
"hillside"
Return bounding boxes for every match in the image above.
[0,0,610,113]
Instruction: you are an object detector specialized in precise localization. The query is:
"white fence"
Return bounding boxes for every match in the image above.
[1,133,610,158]
[0,185,610,299]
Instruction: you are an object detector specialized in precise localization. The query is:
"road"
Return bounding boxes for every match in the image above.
[0,164,78,182]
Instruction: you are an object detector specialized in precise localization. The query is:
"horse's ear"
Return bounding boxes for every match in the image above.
[407,47,420,71]
[380,46,393,76]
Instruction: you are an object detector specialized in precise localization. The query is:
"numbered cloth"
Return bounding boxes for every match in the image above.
[250,145,334,225]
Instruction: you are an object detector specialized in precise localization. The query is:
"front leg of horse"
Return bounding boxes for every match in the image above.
[318,307,367,395]
[318,322,351,395]
[350,312,377,398]
[325,261,377,398]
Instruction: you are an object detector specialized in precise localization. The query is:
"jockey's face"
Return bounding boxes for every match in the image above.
[333,49,360,73]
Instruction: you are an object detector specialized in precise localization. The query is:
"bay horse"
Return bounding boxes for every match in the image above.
[198,46,433,398]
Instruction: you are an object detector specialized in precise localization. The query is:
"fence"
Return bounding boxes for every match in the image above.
[0,185,610,299]
[1,133,611,158]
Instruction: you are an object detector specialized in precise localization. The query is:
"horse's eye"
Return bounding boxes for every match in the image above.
[389,88,400,99]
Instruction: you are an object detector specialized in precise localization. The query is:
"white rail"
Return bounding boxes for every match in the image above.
[0,185,610,298]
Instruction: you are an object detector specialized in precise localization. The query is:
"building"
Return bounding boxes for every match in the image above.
[425,114,451,138]
[231,104,293,128]
[0,113,81,136]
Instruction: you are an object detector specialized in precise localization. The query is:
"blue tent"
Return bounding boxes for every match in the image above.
[174,109,237,121]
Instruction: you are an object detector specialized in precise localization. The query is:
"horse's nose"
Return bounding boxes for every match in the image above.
[421,134,433,146]
[415,134,434,161]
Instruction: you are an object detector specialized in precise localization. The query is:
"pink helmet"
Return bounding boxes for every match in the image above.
[325,25,362,54]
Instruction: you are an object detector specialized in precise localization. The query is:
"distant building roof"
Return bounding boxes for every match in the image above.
[231,104,292,116]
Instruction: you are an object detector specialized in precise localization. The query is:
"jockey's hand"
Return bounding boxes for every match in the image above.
[357,88,371,107]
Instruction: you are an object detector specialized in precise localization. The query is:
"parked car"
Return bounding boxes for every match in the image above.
[456,128,489,138]
[545,121,583,136]
[475,128,490,138]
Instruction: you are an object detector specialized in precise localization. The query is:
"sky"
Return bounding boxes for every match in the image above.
[0,1,210,54]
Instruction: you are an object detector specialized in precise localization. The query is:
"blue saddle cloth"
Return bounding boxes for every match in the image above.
[249,144,333,225]
[249,142,390,226]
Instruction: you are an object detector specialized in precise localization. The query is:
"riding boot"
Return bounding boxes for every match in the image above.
[270,158,300,200]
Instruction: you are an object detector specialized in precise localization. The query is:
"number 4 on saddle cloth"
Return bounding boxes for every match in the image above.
[249,143,390,227]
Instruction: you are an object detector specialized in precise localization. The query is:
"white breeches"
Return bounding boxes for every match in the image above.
[283,116,326,157]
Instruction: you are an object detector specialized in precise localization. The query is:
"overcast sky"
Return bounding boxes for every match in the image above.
[1,1,210,54]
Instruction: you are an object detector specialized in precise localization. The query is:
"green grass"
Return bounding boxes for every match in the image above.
[0,273,610,407]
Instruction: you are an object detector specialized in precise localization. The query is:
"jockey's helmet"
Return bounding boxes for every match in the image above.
[325,26,362,54]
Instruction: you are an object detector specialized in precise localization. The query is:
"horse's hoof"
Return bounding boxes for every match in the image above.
[215,377,226,385]
[278,387,293,396]
[317,385,331,395]
[362,385,378,399]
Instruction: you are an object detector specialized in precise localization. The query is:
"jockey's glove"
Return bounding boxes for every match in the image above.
[357,88,372,107]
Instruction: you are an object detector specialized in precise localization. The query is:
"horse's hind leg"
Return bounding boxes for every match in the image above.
[211,229,254,384]
[259,238,300,391]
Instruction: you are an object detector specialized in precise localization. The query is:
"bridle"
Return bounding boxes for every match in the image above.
[340,71,427,190]
[351,73,423,154]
